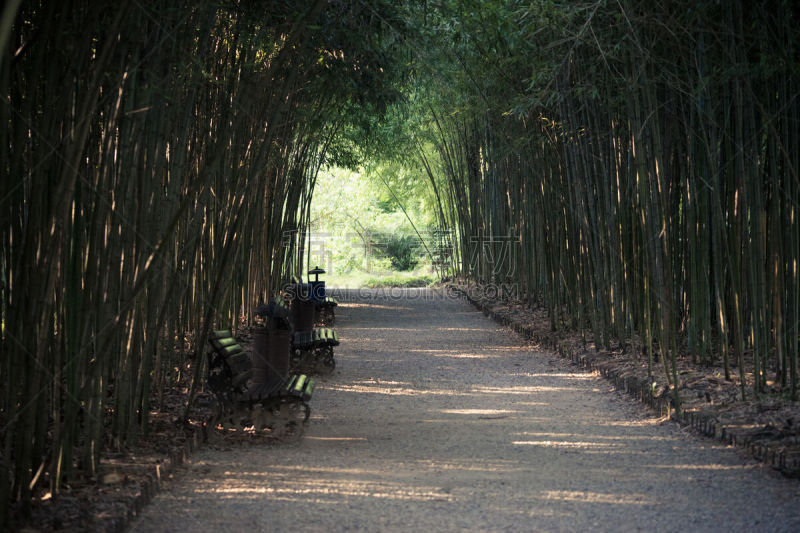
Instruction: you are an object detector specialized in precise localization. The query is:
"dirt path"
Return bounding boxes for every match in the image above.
[131,288,800,532]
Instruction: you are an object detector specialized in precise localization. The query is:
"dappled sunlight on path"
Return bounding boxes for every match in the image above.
[132,289,800,532]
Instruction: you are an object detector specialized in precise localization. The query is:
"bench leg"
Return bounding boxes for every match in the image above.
[206,396,310,441]
[268,398,310,440]
[315,345,336,373]
[290,346,312,373]
[205,394,238,441]
[291,345,336,375]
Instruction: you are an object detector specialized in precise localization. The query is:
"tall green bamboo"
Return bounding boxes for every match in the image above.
[1,0,408,524]
[418,0,800,410]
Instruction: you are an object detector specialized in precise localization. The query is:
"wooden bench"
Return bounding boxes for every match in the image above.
[278,292,340,374]
[205,329,314,438]
[293,327,339,372]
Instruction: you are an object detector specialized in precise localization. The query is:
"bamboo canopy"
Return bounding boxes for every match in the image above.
[0,0,406,521]
[2,0,800,524]
[419,0,800,412]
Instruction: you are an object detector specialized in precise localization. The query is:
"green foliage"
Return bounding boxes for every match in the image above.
[410,0,800,403]
[370,231,421,271]
[364,272,436,288]
[325,267,436,289]
[309,163,438,278]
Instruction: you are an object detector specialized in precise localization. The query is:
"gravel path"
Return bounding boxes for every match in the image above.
[131,288,800,532]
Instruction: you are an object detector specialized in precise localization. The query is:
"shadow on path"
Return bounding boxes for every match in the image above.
[132,289,800,532]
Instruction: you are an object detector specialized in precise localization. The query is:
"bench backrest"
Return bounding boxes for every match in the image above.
[207,330,252,394]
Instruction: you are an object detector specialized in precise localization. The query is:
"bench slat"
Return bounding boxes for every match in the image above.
[220,343,243,356]
[285,374,314,402]
[212,329,233,339]
[293,327,339,348]
[214,337,237,348]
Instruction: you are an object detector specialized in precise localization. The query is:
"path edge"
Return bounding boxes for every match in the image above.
[104,426,204,533]
[449,284,798,477]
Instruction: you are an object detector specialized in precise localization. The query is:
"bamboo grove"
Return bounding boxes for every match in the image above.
[1,0,405,519]
[418,1,800,405]
[4,0,800,522]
